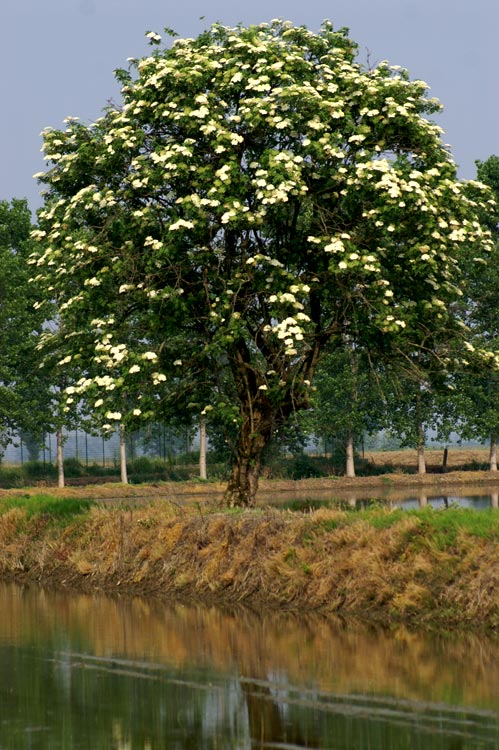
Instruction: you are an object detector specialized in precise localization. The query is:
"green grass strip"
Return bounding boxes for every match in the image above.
[0,494,95,520]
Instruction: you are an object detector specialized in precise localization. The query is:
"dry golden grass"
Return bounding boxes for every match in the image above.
[365,446,490,470]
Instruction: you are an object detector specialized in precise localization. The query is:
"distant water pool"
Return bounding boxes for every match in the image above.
[268,485,499,512]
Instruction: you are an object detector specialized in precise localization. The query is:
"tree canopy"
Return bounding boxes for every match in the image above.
[0,199,48,448]
[31,20,493,504]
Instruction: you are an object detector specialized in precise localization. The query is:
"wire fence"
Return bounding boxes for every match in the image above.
[3,426,196,466]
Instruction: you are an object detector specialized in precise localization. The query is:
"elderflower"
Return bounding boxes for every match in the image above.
[105,411,122,420]
[145,31,162,43]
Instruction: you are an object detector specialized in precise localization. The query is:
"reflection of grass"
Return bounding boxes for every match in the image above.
[282,498,335,512]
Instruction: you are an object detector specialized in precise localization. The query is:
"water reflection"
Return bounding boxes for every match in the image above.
[1,582,499,748]
[270,485,499,512]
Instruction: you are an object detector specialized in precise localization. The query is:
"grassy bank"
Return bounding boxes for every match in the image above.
[0,491,498,630]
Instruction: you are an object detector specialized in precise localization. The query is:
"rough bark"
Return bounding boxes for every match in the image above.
[224,454,263,508]
[223,334,317,507]
[223,401,274,507]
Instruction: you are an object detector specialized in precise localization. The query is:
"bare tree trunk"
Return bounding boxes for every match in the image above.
[56,428,64,489]
[490,435,497,471]
[417,422,426,475]
[119,425,128,484]
[442,447,448,473]
[199,416,207,480]
[417,446,426,475]
[345,431,355,477]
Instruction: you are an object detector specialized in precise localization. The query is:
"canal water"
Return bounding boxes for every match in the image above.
[0,581,498,749]
[269,485,499,512]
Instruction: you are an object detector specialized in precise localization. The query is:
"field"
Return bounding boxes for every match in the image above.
[364,447,490,472]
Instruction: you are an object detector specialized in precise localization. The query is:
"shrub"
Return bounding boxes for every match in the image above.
[287,453,326,480]
[22,461,58,480]
[63,457,84,477]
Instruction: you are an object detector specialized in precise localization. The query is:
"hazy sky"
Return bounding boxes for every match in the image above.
[2,0,497,210]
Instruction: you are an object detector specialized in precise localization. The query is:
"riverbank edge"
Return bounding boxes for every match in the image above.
[2,467,499,500]
[0,480,498,632]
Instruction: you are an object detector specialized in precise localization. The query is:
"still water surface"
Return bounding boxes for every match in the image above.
[269,485,499,512]
[1,581,498,749]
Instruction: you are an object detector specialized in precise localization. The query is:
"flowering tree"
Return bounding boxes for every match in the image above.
[32,21,492,505]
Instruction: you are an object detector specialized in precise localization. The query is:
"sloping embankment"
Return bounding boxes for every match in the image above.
[0,499,498,630]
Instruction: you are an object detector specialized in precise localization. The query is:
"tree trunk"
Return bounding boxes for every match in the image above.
[56,428,64,489]
[490,435,497,471]
[417,446,426,475]
[419,493,428,508]
[417,422,426,475]
[199,416,207,480]
[442,447,448,473]
[223,332,314,506]
[224,452,263,507]
[223,403,273,507]
[119,425,128,484]
[345,431,355,477]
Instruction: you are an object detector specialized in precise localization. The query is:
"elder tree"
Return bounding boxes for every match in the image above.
[32,21,492,505]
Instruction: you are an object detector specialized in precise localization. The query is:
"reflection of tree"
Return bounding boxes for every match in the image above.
[244,681,282,746]
[242,679,318,749]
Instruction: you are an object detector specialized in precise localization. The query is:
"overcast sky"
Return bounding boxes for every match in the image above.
[2,0,497,211]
